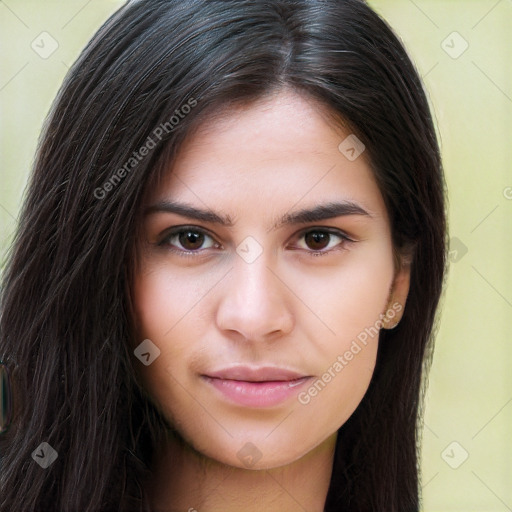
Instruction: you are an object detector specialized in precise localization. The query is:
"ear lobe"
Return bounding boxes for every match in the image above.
[382,262,411,330]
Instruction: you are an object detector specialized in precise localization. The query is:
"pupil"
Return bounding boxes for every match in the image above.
[180,231,204,250]
[305,231,329,250]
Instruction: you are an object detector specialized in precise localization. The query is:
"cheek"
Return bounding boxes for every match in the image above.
[131,266,199,394]
[295,349,378,452]
[291,243,393,417]
[131,271,202,433]
[296,244,395,348]
[294,262,390,432]
[132,262,210,341]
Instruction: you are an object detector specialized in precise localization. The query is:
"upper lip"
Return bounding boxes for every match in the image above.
[203,365,309,382]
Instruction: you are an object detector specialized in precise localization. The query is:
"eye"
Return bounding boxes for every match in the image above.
[293,228,353,256]
[158,226,219,255]
[156,226,353,258]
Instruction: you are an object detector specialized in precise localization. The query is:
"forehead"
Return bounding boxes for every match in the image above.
[148,89,386,219]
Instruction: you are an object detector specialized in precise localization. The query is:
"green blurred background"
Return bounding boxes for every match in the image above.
[1,1,511,510]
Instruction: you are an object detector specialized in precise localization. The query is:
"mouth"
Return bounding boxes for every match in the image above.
[201,365,313,408]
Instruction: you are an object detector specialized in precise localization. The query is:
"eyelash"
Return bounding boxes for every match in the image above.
[157,225,354,259]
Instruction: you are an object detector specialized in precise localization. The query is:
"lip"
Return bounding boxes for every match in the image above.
[201,365,312,408]
[205,365,308,382]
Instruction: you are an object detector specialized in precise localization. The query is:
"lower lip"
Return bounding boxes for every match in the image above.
[202,376,311,408]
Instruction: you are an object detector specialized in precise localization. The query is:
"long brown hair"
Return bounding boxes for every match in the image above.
[0,1,447,510]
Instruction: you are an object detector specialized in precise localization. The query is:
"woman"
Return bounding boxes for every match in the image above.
[0,0,447,510]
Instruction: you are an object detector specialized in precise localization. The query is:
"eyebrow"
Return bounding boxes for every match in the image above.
[144,199,371,229]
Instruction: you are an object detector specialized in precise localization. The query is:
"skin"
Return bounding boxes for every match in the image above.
[132,88,410,512]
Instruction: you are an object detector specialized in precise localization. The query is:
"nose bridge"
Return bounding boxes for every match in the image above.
[216,243,293,340]
[232,249,278,312]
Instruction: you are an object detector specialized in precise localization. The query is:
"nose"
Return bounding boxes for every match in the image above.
[215,251,294,343]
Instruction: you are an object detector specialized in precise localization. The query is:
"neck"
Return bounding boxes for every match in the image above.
[148,430,337,512]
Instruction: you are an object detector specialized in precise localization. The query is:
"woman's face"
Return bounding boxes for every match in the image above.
[132,89,410,470]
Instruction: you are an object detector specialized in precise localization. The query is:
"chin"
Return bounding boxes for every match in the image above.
[186,428,333,472]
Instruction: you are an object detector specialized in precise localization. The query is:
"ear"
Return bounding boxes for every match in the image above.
[381,255,411,330]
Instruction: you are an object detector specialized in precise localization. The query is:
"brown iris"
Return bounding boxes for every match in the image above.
[179,230,205,250]
[304,231,330,251]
